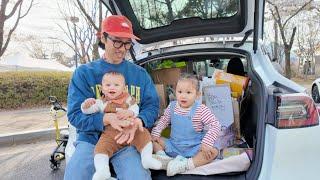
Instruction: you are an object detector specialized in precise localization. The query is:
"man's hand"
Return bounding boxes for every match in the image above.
[133,117,144,132]
[116,110,135,121]
[200,144,219,160]
[82,98,96,109]
[114,118,144,144]
[103,113,131,132]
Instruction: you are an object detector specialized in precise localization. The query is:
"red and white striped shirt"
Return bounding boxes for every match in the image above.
[151,102,221,147]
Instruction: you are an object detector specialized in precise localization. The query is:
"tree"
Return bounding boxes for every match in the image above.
[177,0,238,18]
[266,0,313,79]
[22,35,48,59]
[52,51,73,67]
[74,0,104,60]
[54,0,103,64]
[296,16,320,78]
[0,0,34,57]
[28,39,47,59]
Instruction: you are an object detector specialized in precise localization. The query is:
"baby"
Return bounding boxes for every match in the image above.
[151,73,221,176]
[81,71,161,180]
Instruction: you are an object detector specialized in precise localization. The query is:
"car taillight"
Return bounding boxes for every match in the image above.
[276,93,319,128]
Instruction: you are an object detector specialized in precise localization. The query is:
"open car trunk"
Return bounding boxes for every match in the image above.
[135,49,265,180]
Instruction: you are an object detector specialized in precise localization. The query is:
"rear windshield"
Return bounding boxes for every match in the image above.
[129,0,240,29]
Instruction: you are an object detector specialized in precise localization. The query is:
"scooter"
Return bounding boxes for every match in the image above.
[48,96,69,170]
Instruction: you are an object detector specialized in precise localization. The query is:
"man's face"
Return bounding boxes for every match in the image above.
[104,35,132,64]
[101,74,126,100]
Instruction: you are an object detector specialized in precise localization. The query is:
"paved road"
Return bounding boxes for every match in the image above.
[0,140,65,180]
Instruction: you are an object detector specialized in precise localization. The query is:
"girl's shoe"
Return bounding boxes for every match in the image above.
[152,153,173,170]
[166,155,189,176]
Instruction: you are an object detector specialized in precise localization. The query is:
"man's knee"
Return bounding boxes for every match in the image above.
[111,146,151,180]
[118,166,151,180]
[64,141,95,180]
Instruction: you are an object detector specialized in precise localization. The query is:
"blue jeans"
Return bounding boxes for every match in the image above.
[64,141,151,180]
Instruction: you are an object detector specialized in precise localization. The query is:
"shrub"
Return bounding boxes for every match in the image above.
[0,71,72,109]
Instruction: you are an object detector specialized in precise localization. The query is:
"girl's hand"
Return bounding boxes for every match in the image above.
[200,144,219,160]
[82,98,96,109]
[152,136,161,143]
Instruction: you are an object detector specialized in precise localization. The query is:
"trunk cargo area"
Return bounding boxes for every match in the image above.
[138,53,264,179]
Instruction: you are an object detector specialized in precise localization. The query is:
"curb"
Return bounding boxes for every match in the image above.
[0,126,68,148]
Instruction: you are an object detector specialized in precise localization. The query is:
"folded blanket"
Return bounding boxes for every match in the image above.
[181,152,250,175]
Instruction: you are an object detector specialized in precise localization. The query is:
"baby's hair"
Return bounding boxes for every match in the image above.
[177,73,200,92]
[103,71,126,83]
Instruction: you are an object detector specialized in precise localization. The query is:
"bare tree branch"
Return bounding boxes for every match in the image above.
[5,0,22,19]
[289,27,297,49]
[55,0,103,63]
[0,0,34,57]
[20,0,35,18]
[155,0,167,5]
[266,0,312,79]
[283,0,312,28]
[75,0,99,31]
[2,5,23,56]
[48,36,76,52]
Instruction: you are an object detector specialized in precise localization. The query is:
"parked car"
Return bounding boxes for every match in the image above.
[311,78,320,103]
[66,0,320,179]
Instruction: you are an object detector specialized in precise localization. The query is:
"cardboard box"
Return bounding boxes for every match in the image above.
[213,69,249,98]
[151,68,182,89]
[232,98,241,139]
[155,84,167,115]
[221,148,252,159]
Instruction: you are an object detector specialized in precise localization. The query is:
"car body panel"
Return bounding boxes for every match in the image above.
[311,78,320,103]
[259,125,320,180]
[312,78,320,86]
[312,78,320,93]
[247,43,305,92]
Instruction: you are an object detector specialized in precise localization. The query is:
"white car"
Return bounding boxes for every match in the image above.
[66,0,320,179]
[312,78,320,103]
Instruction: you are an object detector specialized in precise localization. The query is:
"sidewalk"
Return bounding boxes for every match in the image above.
[0,107,68,147]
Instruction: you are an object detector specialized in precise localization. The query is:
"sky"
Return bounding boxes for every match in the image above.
[4,0,320,60]
[18,1,61,38]
[4,0,81,58]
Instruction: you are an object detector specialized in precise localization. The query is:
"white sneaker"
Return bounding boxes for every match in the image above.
[166,155,189,176]
[152,153,173,170]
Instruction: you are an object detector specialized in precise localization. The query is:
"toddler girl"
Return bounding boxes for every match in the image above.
[151,73,221,176]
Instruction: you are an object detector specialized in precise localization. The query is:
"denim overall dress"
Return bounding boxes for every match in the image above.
[164,101,205,158]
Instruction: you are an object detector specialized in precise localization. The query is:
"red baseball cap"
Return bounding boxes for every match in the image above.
[101,15,140,40]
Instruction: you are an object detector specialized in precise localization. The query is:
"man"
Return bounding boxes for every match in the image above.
[64,15,159,180]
